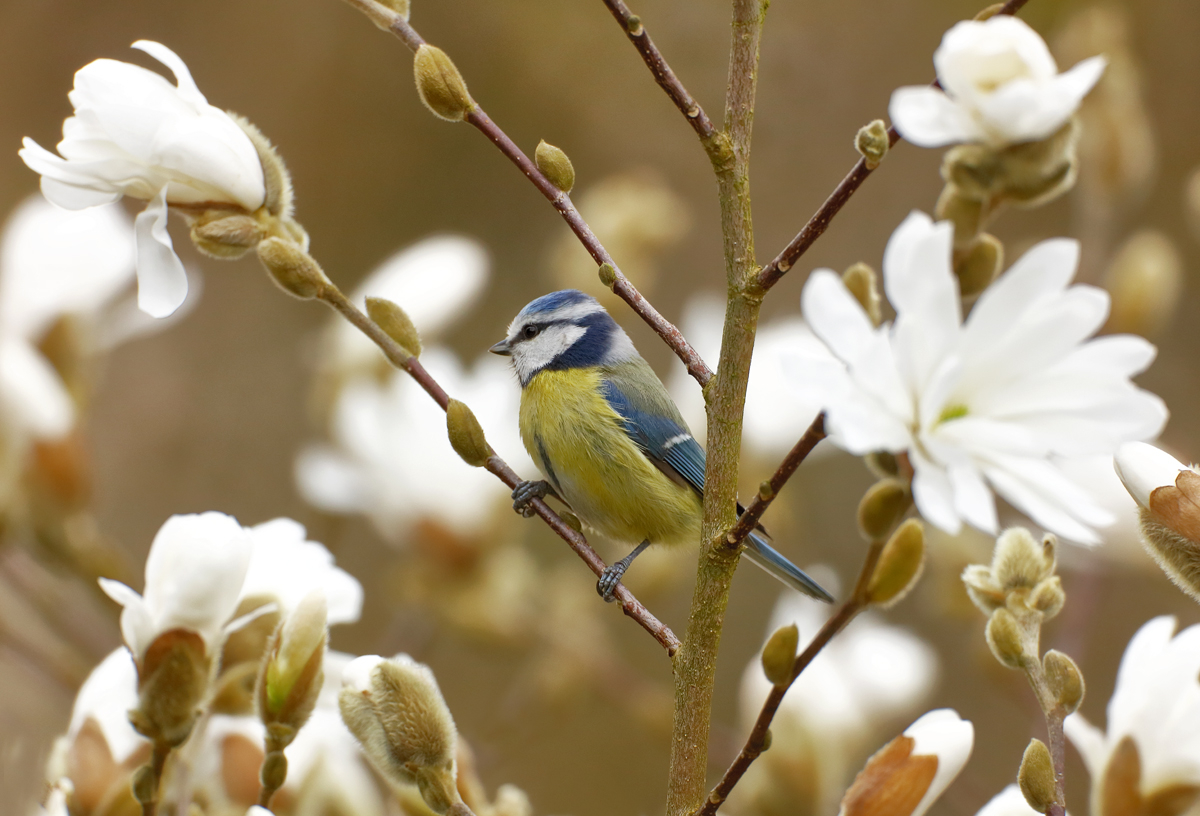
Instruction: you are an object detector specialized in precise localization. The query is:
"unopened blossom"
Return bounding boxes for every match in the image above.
[890,16,1106,148]
[791,211,1166,543]
[241,518,363,625]
[1065,617,1200,812]
[65,649,145,766]
[325,235,489,379]
[840,709,974,816]
[667,293,825,457]
[736,584,937,815]
[98,512,253,661]
[297,347,532,542]
[1114,442,1193,510]
[20,41,266,318]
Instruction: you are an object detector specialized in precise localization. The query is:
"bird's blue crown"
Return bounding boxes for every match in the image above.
[504,290,638,382]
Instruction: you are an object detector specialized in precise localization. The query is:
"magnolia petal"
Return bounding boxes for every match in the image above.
[133,187,188,318]
[1114,442,1190,509]
[909,449,963,535]
[889,86,981,147]
[1062,335,1157,378]
[947,460,998,534]
[981,460,1105,544]
[976,785,1043,816]
[295,445,370,513]
[905,708,974,816]
[0,339,75,438]
[802,269,879,365]
[131,40,209,108]
[98,577,155,660]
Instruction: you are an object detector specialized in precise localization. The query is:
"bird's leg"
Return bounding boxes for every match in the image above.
[597,540,651,603]
[512,480,555,518]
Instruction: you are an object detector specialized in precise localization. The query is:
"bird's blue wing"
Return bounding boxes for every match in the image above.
[599,376,707,495]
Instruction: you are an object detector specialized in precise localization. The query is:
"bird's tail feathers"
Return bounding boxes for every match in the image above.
[743,532,835,603]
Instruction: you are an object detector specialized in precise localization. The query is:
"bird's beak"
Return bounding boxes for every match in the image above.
[489,338,513,356]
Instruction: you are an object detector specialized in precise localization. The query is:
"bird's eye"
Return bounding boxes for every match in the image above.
[522,325,540,339]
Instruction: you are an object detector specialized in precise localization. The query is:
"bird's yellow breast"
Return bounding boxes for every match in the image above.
[519,368,701,548]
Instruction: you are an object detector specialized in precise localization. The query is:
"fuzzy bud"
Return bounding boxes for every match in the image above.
[865,451,899,479]
[258,591,327,736]
[955,233,1004,297]
[446,399,491,468]
[1030,576,1066,620]
[941,120,1079,208]
[366,296,422,357]
[986,609,1028,670]
[1104,230,1183,337]
[855,120,890,170]
[535,141,576,194]
[131,764,157,804]
[190,212,265,259]
[257,237,328,300]
[233,115,294,219]
[761,623,798,686]
[867,519,925,608]
[842,263,883,326]
[597,262,618,288]
[935,187,985,248]
[414,45,474,122]
[992,529,1055,593]
[129,629,210,747]
[857,478,911,541]
[260,750,288,794]
[1043,650,1084,714]
[339,654,461,813]
[1018,738,1057,813]
[962,564,1005,614]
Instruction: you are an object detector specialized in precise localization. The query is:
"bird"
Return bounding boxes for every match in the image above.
[489,289,833,604]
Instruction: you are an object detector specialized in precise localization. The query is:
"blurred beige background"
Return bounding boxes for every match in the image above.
[2,0,1199,813]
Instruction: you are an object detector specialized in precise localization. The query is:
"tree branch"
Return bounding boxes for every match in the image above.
[316,283,681,655]
[724,413,825,549]
[752,0,1034,293]
[337,0,713,386]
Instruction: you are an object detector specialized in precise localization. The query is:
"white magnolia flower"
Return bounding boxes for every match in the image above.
[98,512,253,661]
[792,211,1167,543]
[976,785,1045,816]
[890,16,1106,147]
[667,293,826,457]
[66,648,144,765]
[297,347,532,542]
[840,709,974,816]
[1065,616,1200,811]
[1114,441,1193,510]
[241,518,363,625]
[20,40,266,318]
[326,235,489,377]
[738,583,938,815]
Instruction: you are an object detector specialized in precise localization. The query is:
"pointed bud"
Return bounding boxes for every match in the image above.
[1114,442,1191,511]
[446,399,491,468]
[954,233,1003,297]
[991,529,1055,593]
[935,186,984,248]
[761,623,798,686]
[986,609,1028,670]
[1018,739,1056,813]
[233,114,294,219]
[1043,650,1084,714]
[131,764,157,804]
[1030,576,1065,620]
[129,629,210,747]
[1135,507,1200,604]
[843,263,883,326]
[962,564,1005,614]
[414,45,475,122]
[257,237,329,300]
[855,120,890,170]
[857,478,911,541]
[190,212,265,259]
[260,750,288,795]
[366,296,422,358]
[535,141,575,194]
[868,519,925,608]
[1104,230,1182,337]
[866,451,900,478]
[339,654,461,813]
[597,262,617,288]
[258,590,328,736]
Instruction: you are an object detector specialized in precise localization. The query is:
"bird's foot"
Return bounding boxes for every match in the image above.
[596,563,627,603]
[512,480,551,518]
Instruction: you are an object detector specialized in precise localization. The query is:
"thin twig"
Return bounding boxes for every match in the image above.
[316,283,681,655]
[724,413,825,549]
[336,0,713,386]
[693,539,885,816]
[598,0,718,144]
[753,0,1034,293]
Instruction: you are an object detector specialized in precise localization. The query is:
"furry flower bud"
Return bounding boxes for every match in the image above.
[190,211,265,259]
[414,45,475,122]
[1018,738,1056,813]
[986,608,1027,670]
[258,590,328,736]
[867,519,925,608]
[446,399,491,468]
[954,233,1003,297]
[597,262,618,288]
[992,529,1055,593]
[535,141,576,194]
[366,295,422,358]
[258,238,329,300]
[761,623,798,686]
[857,478,911,541]
[1042,650,1084,714]
[339,654,461,813]
[855,120,889,169]
[842,263,882,326]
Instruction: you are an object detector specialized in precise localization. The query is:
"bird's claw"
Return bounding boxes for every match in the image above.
[512,480,550,518]
[596,564,625,603]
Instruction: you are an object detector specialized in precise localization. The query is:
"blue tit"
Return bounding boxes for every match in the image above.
[489,289,833,604]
